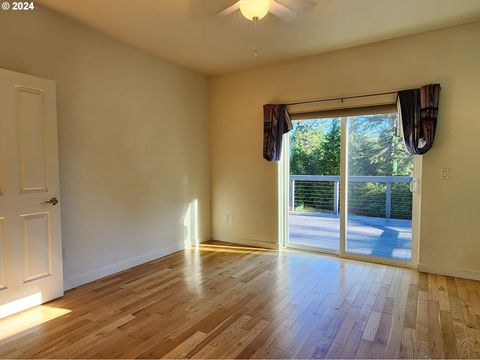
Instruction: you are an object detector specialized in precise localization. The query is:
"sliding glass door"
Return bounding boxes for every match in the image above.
[345,114,414,262]
[282,111,419,266]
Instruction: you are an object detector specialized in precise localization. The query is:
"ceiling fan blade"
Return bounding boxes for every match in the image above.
[217,1,241,16]
[270,1,297,22]
[275,0,317,13]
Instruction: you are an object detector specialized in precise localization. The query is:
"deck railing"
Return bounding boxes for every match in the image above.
[290,175,413,219]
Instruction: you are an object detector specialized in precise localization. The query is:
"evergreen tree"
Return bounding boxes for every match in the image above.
[320,120,341,175]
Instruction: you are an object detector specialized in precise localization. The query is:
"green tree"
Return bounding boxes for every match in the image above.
[290,118,340,175]
[289,120,326,175]
[320,121,341,175]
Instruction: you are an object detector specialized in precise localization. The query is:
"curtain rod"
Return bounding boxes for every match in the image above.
[286,90,398,106]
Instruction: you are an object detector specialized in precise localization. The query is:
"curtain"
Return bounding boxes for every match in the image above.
[397,84,441,155]
[263,104,292,161]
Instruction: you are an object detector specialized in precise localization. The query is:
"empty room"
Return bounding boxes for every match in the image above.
[0,0,479,359]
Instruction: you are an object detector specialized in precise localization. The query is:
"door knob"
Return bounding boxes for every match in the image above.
[44,197,59,206]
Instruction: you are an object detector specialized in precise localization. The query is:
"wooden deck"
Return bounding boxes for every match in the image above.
[1,241,479,359]
[289,212,412,260]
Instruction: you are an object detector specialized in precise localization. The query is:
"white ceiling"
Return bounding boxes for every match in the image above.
[38,0,480,75]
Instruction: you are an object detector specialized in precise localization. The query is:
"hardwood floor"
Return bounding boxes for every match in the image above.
[1,240,480,359]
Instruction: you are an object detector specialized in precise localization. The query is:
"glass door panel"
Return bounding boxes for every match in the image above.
[287,118,341,253]
[346,114,414,261]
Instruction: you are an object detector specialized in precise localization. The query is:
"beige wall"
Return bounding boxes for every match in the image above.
[209,22,480,279]
[0,8,210,288]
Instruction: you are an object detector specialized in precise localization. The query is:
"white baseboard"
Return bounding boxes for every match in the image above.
[211,234,279,250]
[418,263,480,281]
[64,243,185,290]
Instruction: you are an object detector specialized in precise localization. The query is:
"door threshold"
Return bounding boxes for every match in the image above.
[283,243,339,256]
[283,243,417,269]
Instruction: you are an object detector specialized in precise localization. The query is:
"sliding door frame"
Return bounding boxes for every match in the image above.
[279,115,421,269]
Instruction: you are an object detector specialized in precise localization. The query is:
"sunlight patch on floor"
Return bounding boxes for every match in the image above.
[198,243,275,254]
[0,303,71,342]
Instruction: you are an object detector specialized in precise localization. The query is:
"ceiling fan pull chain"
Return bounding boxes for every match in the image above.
[253,16,259,58]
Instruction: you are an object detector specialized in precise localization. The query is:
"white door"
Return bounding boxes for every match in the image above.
[0,68,63,319]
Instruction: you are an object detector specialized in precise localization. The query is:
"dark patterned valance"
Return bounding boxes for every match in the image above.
[263,104,292,161]
[397,84,441,155]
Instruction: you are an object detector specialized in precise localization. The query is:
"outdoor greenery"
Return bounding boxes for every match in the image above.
[289,114,413,219]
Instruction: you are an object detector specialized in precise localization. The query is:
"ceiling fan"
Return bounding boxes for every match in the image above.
[218,0,317,23]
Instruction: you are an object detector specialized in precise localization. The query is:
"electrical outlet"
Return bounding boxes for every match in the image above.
[441,168,450,180]
[228,215,234,224]
[224,215,229,224]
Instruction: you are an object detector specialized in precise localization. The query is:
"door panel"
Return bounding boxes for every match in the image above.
[286,118,341,254]
[344,114,414,263]
[0,68,63,319]
[16,87,48,193]
[21,212,52,283]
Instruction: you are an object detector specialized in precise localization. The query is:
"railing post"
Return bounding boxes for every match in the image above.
[289,179,295,211]
[386,182,392,219]
[333,180,339,215]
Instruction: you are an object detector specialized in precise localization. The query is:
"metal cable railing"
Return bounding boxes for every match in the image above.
[290,175,412,219]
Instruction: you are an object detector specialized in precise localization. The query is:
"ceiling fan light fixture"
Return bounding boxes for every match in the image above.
[240,0,271,20]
